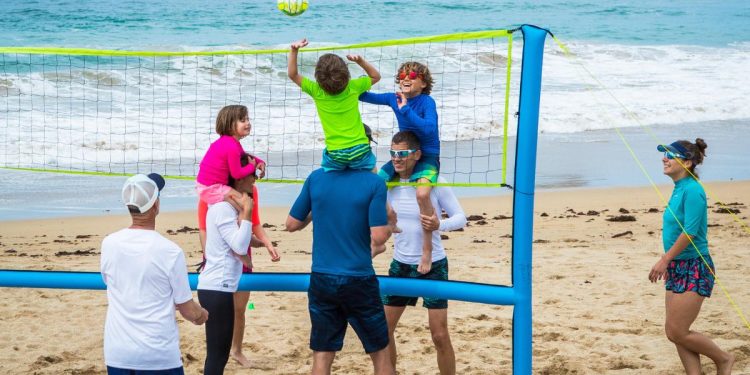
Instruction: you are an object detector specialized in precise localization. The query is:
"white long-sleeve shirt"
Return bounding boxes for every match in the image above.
[387,177,467,264]
[197,201,252,292]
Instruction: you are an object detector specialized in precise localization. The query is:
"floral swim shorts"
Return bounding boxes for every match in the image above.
[665,255,715,298]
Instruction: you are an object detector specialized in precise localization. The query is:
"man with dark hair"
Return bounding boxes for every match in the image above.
[286,165,394,375]
[101,173,208,375]
[382,131,466,375]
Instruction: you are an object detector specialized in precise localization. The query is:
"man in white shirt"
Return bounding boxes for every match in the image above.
[382,131,467,375]
[101,173,208,375]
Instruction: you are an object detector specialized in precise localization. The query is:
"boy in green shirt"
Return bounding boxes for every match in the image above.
[287,38,381,171]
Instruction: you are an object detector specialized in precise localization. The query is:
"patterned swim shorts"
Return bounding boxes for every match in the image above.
[665,255,715,298]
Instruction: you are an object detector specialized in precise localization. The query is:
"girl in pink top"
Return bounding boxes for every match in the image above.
[196,105,266,205]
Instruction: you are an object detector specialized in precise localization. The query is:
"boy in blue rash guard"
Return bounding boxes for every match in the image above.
[360,61,439,275]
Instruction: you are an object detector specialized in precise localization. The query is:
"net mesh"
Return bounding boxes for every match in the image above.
[0,30,515,186]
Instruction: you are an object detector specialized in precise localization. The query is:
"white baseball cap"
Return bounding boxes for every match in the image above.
[121,173,166,213]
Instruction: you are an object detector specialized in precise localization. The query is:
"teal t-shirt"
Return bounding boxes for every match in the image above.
[301,76,371,151]
[662,176,709,260]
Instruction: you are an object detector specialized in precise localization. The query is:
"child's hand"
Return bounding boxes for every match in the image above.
[266,244,281,262]
[255,160,266,179]
[291,39,308,51]
[396,91,407,109]
[346,54,363,63]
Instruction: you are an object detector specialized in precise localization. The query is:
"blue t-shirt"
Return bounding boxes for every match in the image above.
[662,176,709,260]
[359,92,440,156]
[289,169,388,276]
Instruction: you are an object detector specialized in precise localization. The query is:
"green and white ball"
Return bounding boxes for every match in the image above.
[278,0,308,17]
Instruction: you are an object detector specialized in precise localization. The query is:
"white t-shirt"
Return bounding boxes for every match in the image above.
[387,177,467,264]
[100,228,193,371]
[197,201,252,293]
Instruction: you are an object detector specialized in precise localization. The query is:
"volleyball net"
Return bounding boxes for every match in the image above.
[0,30,515,187]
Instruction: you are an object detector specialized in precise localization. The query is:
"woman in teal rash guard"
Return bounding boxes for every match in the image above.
[649,139,735,374]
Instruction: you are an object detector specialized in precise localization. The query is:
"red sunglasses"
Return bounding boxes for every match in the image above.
[398,70,423,80]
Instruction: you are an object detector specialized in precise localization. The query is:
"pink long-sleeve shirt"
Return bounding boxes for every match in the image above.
[197,135,258,186]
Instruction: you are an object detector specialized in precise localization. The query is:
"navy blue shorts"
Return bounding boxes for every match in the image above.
[308,272,389,354]
[107,366,184,375]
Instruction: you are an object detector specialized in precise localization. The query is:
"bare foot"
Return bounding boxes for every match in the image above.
[387,207,402,233]
[231,351,252,368]
[717,352,735,375]
[417,254,432,274]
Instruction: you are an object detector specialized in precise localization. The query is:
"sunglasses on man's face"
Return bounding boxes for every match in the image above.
[398,70,423,81]
[664,151,686,160]
[389,149,417,159]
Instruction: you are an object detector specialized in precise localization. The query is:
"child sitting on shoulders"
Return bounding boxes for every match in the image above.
[288,39,399,233]
[196,104,266,207]
[360,61,439,274]
[287,38,381,172]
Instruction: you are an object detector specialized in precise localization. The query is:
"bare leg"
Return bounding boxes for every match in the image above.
[386,202,402,234]
[416,180,435,274]
[384,305,407,371]
[230,291,252,367]
[664,292,702,373]
[428,308,455,375]
[369,347,396,375]
[665,291,734,375]
[199,229,207,253]
[311,351,336,375]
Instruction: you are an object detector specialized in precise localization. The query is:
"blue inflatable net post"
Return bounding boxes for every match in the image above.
[0,25,549,375]
[511,24,548,375]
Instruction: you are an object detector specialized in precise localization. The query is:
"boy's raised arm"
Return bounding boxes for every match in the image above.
[288,38,309,87]
[347,55,381,85]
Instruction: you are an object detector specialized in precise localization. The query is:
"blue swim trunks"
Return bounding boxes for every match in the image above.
[308,272,389,353]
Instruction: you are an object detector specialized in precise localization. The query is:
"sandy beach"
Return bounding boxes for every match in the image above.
[1,181,749,374]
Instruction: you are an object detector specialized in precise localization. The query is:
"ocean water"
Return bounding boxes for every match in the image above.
[1,0,749,219]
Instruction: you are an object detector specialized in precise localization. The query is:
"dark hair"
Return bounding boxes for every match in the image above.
[395,61,434,95]
[391,131,421,150]
[127,205,141,214]
[675,138,708,178]
[315,54,350,95]
[215,105,249,136]
[227,153,254,187]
